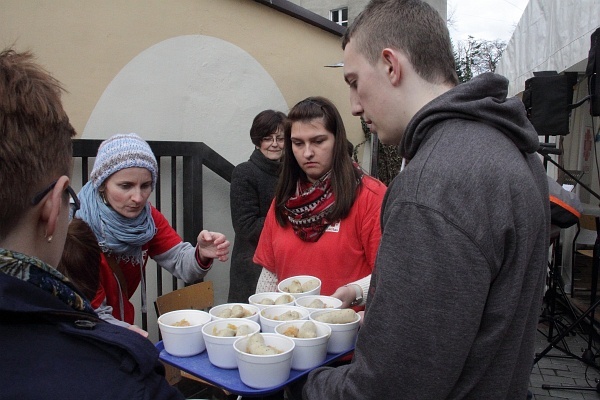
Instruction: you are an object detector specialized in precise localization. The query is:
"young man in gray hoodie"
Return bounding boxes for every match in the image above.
[303,0,550,399]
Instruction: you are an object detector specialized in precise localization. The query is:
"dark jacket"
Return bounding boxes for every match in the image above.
[0,273,184,400]
[305,73,550,399]
[228,149,280,303]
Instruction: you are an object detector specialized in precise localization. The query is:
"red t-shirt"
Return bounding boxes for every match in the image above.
[253,176,386,296]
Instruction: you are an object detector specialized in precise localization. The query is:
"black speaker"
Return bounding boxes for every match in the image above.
[522,71,576,136]
[586,28,600,116]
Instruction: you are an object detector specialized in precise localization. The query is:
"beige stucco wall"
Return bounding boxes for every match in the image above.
[1,0,356,143]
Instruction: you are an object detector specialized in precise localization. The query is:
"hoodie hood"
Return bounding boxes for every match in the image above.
[400,72,540,159]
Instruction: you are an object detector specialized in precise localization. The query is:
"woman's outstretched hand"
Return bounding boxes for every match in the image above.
[196,230,230,262]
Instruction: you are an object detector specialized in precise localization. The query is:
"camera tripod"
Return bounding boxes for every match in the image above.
[535,291,600,392]
[538,229,585,345]
[535,153,600,391]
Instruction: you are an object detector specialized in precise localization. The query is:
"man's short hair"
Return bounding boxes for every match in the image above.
[342,0,458,86]
[0,48,76,238]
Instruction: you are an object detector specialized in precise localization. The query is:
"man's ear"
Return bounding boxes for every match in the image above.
[381,48,402,86]
[41,175,70,239]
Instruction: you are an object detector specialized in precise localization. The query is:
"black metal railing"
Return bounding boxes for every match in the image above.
[72,139,234,330]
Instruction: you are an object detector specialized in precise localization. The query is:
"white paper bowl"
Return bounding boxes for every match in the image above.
[201,318,261,369]
[248,292,295,310]
[277,275,321,298]
[233,333,295,389]
[309,309,361,354]
[274,320,332,370]
[209,303,260,323]
[157,309,212,357]
[259,305,310,333]
[294,295,343,312]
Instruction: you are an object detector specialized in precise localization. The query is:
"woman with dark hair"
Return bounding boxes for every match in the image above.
[254,97,386,309]
[57,218,102,300]
[228,109,286,303]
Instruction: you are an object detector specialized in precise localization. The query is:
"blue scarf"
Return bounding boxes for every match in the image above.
[0,248,95,314]
[76,181,157,266]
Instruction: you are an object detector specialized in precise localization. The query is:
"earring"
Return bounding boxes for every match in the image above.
[100,191,108,205]
[46,235,53,243]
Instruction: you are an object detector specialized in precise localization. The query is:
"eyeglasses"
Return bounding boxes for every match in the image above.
[262,135,284,144]
[31,180,81,221]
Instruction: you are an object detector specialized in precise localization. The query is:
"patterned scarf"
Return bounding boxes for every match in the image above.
[0,248,95,314]
[76,181,157,266]
[284,170,335,242]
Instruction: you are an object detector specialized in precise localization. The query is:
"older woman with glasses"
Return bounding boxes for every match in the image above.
[228,109,287,303]
[76,133,230,336]
[0,48,184,399]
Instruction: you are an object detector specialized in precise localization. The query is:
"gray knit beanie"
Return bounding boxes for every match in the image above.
[90,133,158,189]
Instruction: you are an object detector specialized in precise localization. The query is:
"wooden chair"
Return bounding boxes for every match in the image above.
[155,280,214,317]
[571,214,600,297]
[154,281,217,388]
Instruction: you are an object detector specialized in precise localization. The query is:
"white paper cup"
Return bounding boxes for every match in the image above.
[277,275,321,298]
[201,318,261,369]
[259,305,310,333]
[233,333,295,389]
[275,320,332,370]
[157,309,212,357]
[294,295,343,312]
[249,292,295,310]
[209,303,260,323]
[309,309,361,354]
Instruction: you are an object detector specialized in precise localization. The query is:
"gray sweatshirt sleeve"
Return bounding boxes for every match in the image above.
[153,241,210,284]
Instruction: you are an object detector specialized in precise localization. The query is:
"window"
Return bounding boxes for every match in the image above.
[330,7,348,27]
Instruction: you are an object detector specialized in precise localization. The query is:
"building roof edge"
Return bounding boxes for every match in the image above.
[253,0,346,36]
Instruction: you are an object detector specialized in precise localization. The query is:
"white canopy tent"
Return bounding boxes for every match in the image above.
[496,0,600,293]
[496,0,599,97]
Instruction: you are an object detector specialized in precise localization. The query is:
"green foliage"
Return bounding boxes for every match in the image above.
[352,118,402,186]
[376,141,402,186]
[351,118,373,162]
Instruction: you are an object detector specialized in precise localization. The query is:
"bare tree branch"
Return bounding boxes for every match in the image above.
[454,37,507,82]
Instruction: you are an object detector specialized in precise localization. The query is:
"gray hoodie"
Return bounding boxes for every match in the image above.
[305,73,550,399]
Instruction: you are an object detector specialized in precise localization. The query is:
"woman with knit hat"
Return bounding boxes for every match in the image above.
[76,133,230,334]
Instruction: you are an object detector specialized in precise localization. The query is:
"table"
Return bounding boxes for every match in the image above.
[157,341,353,397]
